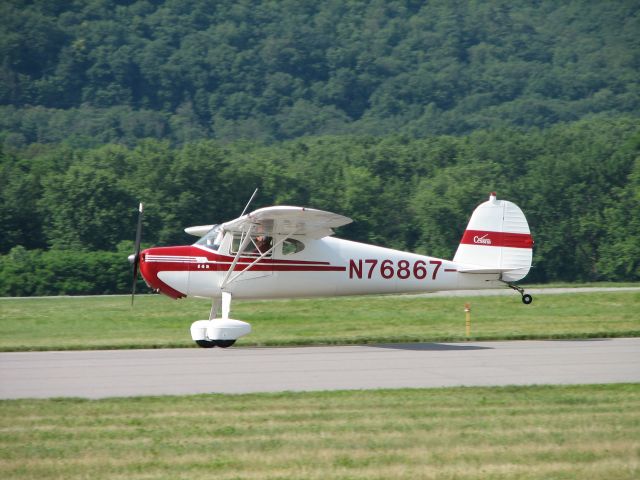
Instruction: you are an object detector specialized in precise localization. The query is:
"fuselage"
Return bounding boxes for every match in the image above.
[139,235,502,300]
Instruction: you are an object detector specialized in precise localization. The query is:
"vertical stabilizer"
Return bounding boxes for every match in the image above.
[453,193,533,282]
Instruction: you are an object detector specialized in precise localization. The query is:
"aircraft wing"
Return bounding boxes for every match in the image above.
[222,206,352,239]
[184,224,216,237]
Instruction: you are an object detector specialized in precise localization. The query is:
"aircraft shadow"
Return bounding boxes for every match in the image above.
[371,343,493,351]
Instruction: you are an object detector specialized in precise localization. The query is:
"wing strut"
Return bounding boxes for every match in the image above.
[220,225,254,288]
[240,188,259,216]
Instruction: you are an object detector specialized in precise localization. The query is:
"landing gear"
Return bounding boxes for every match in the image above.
[189,294,251,349]
[195,339,236,348]
[507,283,533,305]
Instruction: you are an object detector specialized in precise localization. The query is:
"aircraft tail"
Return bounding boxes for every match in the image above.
[453,193,533,282]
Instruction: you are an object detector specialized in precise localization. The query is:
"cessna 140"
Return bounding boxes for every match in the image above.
[129,192,534,348]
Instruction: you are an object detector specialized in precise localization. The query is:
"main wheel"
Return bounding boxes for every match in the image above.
[195,340,216,348]
[215,340,236,348]
[522,294,533,305]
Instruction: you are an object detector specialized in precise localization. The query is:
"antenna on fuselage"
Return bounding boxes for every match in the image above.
[240,188,259,216]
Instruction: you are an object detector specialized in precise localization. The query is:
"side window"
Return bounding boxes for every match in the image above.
[282,238,305,255]
[231,236,241,253]
[231,234,273,256]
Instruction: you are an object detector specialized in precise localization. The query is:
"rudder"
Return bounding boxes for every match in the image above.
[453,193,533,282]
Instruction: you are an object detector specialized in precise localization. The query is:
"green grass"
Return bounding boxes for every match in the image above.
[524,282,640,288]
[0,289,639,351]
[0,384,638,479]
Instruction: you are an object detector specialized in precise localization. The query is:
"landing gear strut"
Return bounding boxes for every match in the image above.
[507,283,533,304]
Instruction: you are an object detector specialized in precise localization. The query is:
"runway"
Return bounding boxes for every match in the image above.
[1,338,639,399]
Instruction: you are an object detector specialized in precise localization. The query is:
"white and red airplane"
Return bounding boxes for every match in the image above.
[130,192,533,348]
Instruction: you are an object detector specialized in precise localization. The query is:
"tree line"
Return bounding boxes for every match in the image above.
[1,0,638,147]
[1,116,638,296]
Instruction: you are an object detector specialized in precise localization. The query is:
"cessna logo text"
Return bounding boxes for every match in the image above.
[473,234,492,245]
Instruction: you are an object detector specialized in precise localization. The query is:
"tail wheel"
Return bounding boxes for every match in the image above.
[507,283,533,305]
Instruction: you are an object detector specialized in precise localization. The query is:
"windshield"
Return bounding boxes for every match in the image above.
[195,225,223,251]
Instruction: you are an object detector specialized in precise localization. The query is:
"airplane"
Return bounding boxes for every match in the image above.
[129,192,534,348]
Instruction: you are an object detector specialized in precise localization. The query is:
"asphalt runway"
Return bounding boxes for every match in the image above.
[1,338,639,399]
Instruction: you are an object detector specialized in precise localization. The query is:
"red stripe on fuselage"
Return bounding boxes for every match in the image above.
[191,245,332,265]
[460,230,534,249]
[140,245,346,289]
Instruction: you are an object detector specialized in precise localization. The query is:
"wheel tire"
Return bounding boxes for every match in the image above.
[522,294,533,305]
[215,340,236,348]
[195,340,216,348]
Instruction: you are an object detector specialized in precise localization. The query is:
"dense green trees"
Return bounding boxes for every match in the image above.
[1,1,638,295]
[0,246,131,296]
[1,0,638,146]
[1,117,638,295]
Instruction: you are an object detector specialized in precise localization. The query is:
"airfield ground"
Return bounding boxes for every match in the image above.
[1,338,638,399]
[0,287,638,351]
[0,286,638,479]
[1,385,638,479]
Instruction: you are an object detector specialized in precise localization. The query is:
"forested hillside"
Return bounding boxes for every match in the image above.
[1,1,639,295]
[1,117,639,295]
[1,0,638,146]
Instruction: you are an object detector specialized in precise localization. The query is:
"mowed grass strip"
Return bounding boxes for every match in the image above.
[0,289,638,351]
[0,385,638,479]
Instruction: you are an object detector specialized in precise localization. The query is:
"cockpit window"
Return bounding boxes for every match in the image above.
[282,238,305,255]
[231,234,273,257]
[195,225,223,251]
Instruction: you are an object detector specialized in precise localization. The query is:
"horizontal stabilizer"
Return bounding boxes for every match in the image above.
[457,266,524,274]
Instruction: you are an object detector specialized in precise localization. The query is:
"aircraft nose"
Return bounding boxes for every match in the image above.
[137,248,153,284]
[138,246,188,299]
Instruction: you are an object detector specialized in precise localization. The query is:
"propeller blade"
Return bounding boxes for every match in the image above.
[131,255,139,305]
[130,202,144,306]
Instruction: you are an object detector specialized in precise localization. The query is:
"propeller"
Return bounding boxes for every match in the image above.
[128,202,144,305]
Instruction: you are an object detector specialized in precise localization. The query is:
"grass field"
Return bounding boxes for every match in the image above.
[0,289,639,351]
[0,384,638,479]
